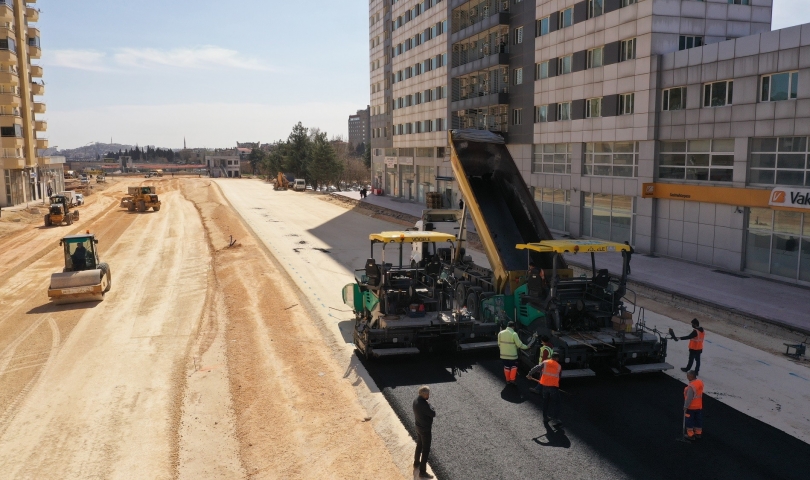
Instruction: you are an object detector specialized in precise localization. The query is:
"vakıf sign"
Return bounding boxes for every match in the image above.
[769,187,810,210]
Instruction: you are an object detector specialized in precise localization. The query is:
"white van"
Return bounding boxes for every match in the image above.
[293,179,306,191]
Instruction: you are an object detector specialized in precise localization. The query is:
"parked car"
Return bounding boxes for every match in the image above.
[73,193,85,206]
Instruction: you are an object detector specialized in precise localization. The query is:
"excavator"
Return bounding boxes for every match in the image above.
[48,231,111,304]
[275,172,294,191]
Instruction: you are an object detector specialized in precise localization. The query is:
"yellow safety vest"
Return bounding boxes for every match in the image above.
[498,328,525,360]
[539,345,554,362]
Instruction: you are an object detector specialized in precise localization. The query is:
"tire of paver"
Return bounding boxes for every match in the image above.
[44,214,50,227]
[67,215,73,225]
[466,286,484,320]
[454,281,471,310]
[138,201,145,212]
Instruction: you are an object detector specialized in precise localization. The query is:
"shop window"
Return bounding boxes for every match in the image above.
[533,188,571,233]
[585,142,639,177]
[532,143,572,174]
[750,137,809,186]
[582,193,634,244]
[659,139,734,182]
[746,208,810,282]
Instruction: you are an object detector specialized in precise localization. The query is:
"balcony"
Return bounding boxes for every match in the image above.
[0,114,20,127]
[31,81,43,95]
[28,45,40,59]
[0,70,18,85]
[36,138,48,149]
[0,49,17,63]
[1,136,24,149]
[33,101,45,113]
[0,93,21,107]
[35,119,46,131]
[28,27,40,38]
[29,65,42,77]
[0,156,24,169]
[26,7,39,23]
[0,4,12,23]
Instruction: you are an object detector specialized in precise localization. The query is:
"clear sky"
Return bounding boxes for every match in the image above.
[40,0,810,149]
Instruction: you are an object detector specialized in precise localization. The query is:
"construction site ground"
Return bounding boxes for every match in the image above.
[0,177,808,479]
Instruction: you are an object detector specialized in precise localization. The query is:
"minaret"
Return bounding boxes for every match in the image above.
[184,137,187,150]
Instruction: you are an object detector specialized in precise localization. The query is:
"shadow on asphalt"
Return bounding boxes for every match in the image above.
[361,352,810,480]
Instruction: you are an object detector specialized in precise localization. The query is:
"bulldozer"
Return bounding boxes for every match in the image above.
[48,231,111,304]
[121,186,161,212]
[44,195,79,227]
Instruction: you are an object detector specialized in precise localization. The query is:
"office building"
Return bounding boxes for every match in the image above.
[348,106,372,150]
[0,0,50,208]
[369,0,810,285]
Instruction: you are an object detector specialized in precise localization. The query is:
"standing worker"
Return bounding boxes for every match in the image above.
[412,386,436,479]
[498,321,528,385]
[528,336,554,394]
[674,318,705,375]
[623,241,634,274]
[683,370,704,441]
[526,352,563,424]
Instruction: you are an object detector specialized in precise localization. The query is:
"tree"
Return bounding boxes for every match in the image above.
[308,131,343,189]
[247,148,265,175]
[363,143,371,168]
[284,122,311,178]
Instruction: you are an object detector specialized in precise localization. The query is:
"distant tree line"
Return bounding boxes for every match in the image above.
[104,146,176,162]
[248,122,370,190]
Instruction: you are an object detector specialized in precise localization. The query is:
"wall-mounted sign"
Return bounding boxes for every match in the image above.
[384,156,397,167]
[398,157,414,166]
[769,187,810,211]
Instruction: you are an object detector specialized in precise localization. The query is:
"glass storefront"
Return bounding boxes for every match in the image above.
[385,165,398,197]
[416,165,435,204]
[746,208,810,282]
[533,187,570,233]
[582,193,634,244]
[400,165,415,200]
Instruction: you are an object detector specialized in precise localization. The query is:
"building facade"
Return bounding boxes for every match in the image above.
[348,106,371,150]
[0,0,47,208]
[370,0,810,286]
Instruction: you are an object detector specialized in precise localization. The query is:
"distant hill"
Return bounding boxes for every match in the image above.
[54,143,138,161]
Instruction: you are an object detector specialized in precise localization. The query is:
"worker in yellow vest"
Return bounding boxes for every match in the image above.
[683,370,704,441]
[498,321,528,385]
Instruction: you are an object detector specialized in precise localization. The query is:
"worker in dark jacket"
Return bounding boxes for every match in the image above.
[412,386,436,479]
[674,318,706,376]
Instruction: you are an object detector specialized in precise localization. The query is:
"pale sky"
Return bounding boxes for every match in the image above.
[39,0,810,149]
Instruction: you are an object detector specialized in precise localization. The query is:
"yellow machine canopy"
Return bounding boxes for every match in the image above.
[370,231,457,244]
[516,239,631,254]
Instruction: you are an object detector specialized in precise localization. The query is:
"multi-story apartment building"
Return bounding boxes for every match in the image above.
[0,0,50,208]
[369,0,810,286]
[348,106,372,150]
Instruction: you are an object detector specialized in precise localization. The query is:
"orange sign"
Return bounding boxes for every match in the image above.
[642,183,808,212]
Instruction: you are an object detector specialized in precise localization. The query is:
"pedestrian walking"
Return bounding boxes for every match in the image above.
[528,336,554,394]
[47,185,53,197]
[458,198,464,210]
[527,352,563,424]
[683,370,704,441]
[675,318,705,376]
[412,385,436,479]
[623,241,634,274]
[498,321,528,384]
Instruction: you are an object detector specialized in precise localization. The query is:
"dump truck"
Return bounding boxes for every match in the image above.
[275,172,294,191]
[343,231,500,359]
[440,129,671,376]
[121,186,161,212]
[48,232,111,304]
[45,195,79,227]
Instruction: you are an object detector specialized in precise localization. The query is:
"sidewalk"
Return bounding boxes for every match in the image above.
[337,190,810,333]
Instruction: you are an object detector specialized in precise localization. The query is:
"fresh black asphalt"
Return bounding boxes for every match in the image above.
[362,353,810,480]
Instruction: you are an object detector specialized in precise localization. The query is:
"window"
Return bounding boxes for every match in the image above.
[619,38,636,61]
[514,67,523,85]
[619,93,634,115]
[761,72,799,102]
[588,0,604,19]
[585,142,639,177]
[704,80,733,107]
[663,87,687,111]
[425,88,433,102]
[557,102,571,121]
[750,137,810,186]
[533,188,571,233]
[582,193,634,244]
[659,139,734,182]
[406,94,413,107]
[679,35,703,51]
[534,105,549,123]
[559,7,573,28]
[415,92,422,104]
[515,26,524,44]
[536,17,550,37]
[586,98,602,118]
[536,60,550,79]
[512,108,522,125]
[621,0,637,6]
[415,63,422,75]
[587,47,603,69]
[532,144,572,174]
[558,55,572,75]
[729,0,750,4]
[745,208,810,282]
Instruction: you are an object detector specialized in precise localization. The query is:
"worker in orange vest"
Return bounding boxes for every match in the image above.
[527,352,562,425]
[675,318,705,376]
[683,370,704,441]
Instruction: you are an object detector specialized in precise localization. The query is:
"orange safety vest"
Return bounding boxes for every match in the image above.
[684,379,704,410]
[688,329,705,351]
[539,359,561,387]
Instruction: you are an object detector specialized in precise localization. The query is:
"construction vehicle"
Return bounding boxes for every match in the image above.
[120,186,161,212]
[275,172,294,191]
[343,231,500,358]
[48,231,111,304]
[96,175,106,183]
[45,195,79,227]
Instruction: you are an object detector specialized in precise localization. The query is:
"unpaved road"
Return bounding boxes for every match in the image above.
[0,178,406,479]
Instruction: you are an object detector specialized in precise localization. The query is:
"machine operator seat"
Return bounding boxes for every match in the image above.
[425,255,442,276]
[365,258,382,287]
[526,273,547,298]
[593,269,611,289]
